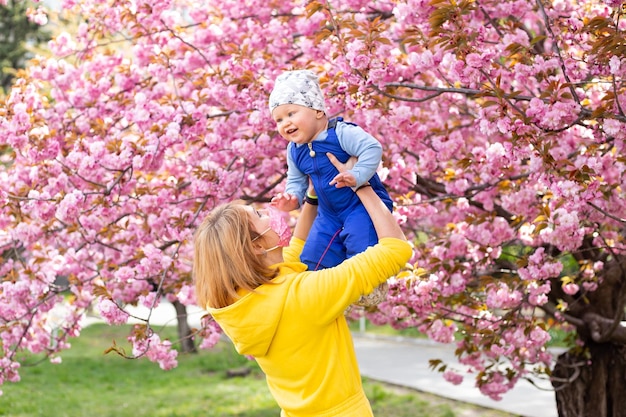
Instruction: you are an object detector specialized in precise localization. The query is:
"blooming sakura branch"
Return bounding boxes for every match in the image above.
[1,0,625,412]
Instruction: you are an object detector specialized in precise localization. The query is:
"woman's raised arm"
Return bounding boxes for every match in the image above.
[328,153,406,242]
[291,185,318,241]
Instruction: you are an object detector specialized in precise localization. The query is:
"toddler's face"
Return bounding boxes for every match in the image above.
[272,104,325,144]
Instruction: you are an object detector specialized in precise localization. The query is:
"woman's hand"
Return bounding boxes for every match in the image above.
[327,153,357,188]
[328,153,405,241]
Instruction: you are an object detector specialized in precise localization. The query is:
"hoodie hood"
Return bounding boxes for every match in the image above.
[207,262,306,357]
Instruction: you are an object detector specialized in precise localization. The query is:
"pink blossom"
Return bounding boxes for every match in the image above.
[562,282,580,295]
[527,282,551,306]
[526,97,546,119]
[176,285,196,306]
[443,370,464,385]
[408,50,434,71]
[130,331,178,371]
[391,305,411,319]
[426,319,456,344]
[490,343,506,356]
[197,318,223,350]
[198,331,222,350]
[486,283,522,309]
[609,56,622,75]
[26,6,48,25]
[603,118,625,137]
[479,371,514,400]
[539,208,585,252]
[55,191,83,223]
[139,292,160,309]
[528,247,545,264]
[465,53,483,68]
[529,326,551,346]
[97,299,130,325]
[446,178,470,194]
[0,358,20,384]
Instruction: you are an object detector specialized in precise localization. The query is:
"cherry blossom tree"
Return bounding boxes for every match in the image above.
[1,0,625,415]
[0,0,50,92]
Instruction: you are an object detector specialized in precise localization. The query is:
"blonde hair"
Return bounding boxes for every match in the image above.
[193,202,279,309]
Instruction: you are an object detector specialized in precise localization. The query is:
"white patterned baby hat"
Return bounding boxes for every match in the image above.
[269,70,327,114]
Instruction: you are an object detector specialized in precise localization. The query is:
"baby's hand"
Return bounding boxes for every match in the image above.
[270,193,300,212]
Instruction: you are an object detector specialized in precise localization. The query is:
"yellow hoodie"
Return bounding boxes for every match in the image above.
[208,237,412,417]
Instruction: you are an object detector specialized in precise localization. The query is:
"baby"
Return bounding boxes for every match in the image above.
[269,69,393,272]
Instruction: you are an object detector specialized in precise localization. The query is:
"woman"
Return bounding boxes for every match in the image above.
[193,153,412,417]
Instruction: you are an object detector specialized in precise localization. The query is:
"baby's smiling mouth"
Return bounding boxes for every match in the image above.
[286,128,297,134]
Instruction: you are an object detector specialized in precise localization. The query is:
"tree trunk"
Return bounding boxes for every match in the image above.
[172,300,197,354]
[552,343,626,417]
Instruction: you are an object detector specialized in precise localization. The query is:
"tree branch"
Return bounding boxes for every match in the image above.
[583,312,626,344]
[536,0,581,106]
[381,82,626,123]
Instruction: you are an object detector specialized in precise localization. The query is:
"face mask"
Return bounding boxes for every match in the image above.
[269,207,292,247]
[252,207,292,251]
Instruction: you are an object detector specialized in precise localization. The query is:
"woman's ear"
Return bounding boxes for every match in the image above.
[251,242,266,256]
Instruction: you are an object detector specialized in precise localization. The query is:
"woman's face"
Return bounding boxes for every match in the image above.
[245,206,278,246]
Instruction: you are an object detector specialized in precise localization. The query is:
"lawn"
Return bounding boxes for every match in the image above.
[0,323,512,417]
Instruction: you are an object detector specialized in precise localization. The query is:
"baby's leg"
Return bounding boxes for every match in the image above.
[340,205,378,259]
[341,205,389,307]
[301,212,346,271]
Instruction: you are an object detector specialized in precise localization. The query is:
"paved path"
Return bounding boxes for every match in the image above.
[100,302,559,417]
[352,334,558,417]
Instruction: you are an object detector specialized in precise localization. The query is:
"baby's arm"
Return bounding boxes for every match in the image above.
[336,123,383,188]
[273,143,308,211]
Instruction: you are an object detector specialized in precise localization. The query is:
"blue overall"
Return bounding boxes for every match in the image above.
[291,118,393,270]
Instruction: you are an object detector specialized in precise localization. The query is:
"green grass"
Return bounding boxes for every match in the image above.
[0,323,512,417]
